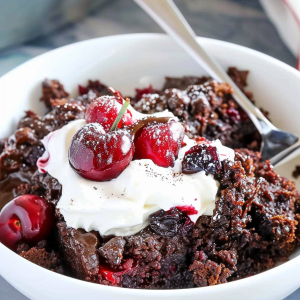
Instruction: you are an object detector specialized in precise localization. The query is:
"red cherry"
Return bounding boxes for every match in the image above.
[227,107,241,122]
[176,205,198,216]
[98,258,136,285]
[182,144,221,175]
[133,121,184,168]
[85,90,134,133]
[239,108,250,122]
[0,195,55,251]
[69,123,134,181]
[135,85,159,100]
[78,85,88,95]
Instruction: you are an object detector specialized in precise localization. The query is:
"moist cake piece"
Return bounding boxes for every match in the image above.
[294,196,300,245]
[0,127,45,211]
[40,79,69,110]
[78,80,110,98]
[190,150,299,286]
[57,221,100,281]
[133,76,261,151]
[20,247,64,273]
[162,76,209,91]
[55,208,194,289]
[292,165,300,179]
[0,127,44,181]
[18,101,86,139]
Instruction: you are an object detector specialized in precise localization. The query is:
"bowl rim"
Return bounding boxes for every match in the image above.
[1,33,300,295]
[1,33,300,83]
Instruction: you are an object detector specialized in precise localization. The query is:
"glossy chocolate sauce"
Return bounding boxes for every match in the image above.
[0,172,31,211]
[127,116,172,137]
[74,230,100,257]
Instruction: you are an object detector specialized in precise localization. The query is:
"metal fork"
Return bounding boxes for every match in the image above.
[135,0,299,165]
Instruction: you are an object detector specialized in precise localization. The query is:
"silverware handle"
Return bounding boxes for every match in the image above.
[135,0,274,134]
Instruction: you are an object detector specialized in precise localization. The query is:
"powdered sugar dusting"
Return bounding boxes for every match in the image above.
[121,135,132,155]
[40,109,234,236]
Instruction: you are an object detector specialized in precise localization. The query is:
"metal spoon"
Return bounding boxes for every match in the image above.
[135,0,299,164]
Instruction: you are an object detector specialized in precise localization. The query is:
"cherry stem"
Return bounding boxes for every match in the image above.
[110,98,130,131]
[127,116,171,138]
[107,87,123,104]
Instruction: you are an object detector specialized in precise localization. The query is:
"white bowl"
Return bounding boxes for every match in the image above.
[0,34,300,300]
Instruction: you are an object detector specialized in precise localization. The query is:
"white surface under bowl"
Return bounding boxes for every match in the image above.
[0,34,300,300]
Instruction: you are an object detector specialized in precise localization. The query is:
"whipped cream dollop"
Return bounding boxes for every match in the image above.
[38,110,234,236]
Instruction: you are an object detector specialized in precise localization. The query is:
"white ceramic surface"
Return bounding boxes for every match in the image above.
[0,34,300,300]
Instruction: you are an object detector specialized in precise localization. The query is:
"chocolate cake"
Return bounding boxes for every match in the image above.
[293,165,300,179]
[56,208,194,288]
[0,68,299,290]
[132,67,262,151]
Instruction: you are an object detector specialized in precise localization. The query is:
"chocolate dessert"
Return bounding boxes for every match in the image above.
[0,68,299,290]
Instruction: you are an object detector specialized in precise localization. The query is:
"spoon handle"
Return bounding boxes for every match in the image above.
[134,0,274,134]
